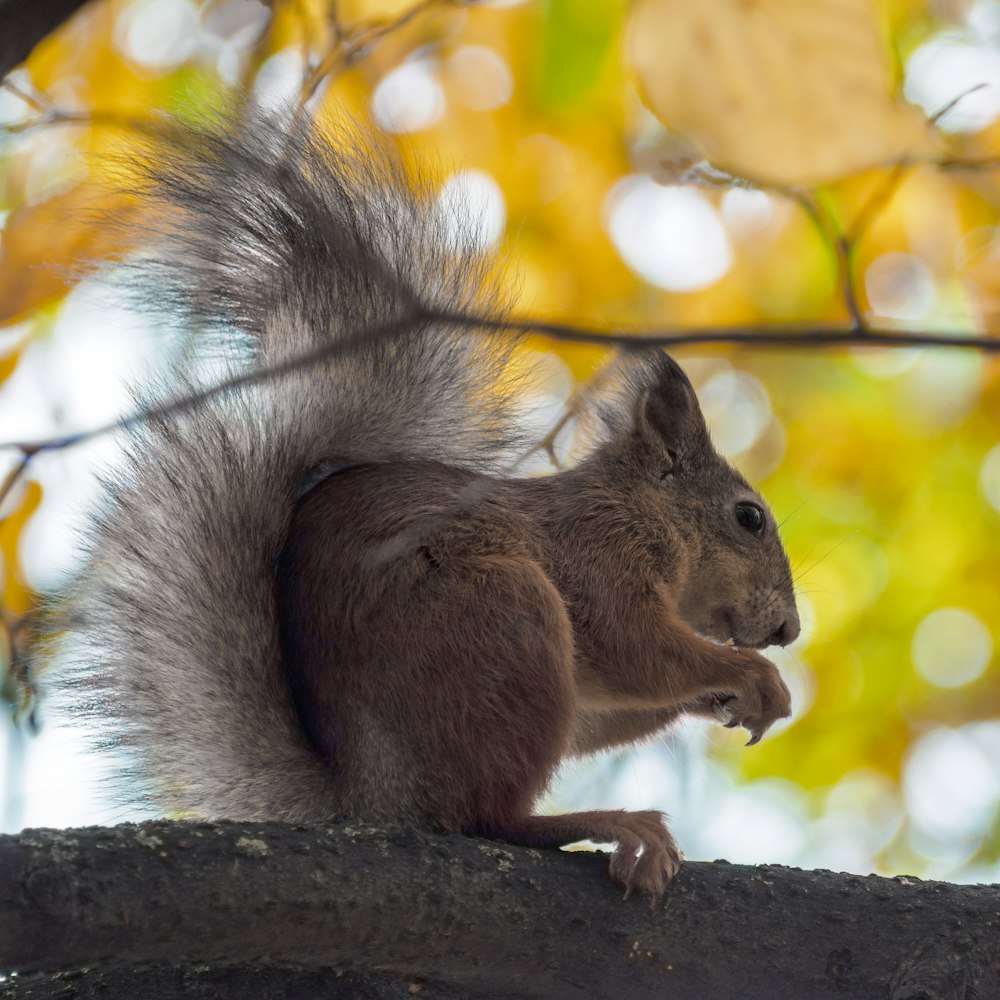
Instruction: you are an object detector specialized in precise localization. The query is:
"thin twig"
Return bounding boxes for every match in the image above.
[672,163,869,331]
[0,310,424,462]
[844,85,998,248]
[845,160,912,245]
[785,189,867,331]
[461,314,996,352]
[2,79,49,114]
[297,0,348,108]
[1,610,38,720]
[0,315,997,468]
[930,83,990,127]
[344,0,446,62]
[0,78,108,134]
[0,452,36,510]
[0,80,165,138]
[936,155,1000,172]
[512,357,620,472]
[299,0,452,107]
[835,234,867,332]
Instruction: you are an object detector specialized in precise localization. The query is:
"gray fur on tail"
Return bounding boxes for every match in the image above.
[53,111,525,821]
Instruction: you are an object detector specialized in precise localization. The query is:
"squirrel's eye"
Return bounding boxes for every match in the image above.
[735,502,765,536]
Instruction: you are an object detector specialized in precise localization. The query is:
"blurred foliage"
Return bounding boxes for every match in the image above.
[1,0,999,876]
[630,0,932,186]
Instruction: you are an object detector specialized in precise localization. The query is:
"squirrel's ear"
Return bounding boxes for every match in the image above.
[634,353,706,454]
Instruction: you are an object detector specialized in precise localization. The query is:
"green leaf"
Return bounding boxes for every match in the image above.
[535,0,623,111]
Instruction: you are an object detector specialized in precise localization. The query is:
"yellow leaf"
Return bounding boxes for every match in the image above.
[627,0,932,187]
[0,184,138,325]
[0,480,42,616]
[0,347,20,386]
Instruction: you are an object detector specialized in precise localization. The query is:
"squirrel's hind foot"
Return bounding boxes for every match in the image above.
[607,809,682,902]
[480,809,681,903]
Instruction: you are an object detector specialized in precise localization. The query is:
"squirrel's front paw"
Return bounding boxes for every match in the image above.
[712,652,792,746]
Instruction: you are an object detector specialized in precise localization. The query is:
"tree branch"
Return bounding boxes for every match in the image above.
[2,315,998,478]
[2,966,441,1000]
[1,311,997,509]
[0,822,997,1000]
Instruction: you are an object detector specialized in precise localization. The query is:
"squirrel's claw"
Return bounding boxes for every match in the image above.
[714,695,746,731]
[712,695,772,745]
[713,695,736,724]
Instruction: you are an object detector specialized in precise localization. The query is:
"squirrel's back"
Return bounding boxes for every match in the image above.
[55,111,527,820]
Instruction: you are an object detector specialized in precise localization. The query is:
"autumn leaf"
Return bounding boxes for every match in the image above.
[0,480,42,616]
[0,183,137,326]
[0,347,20,388]
[627,0,933,186]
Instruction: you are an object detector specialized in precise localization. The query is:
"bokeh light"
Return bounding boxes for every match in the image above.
[372,60,446,134]
[447,46,513,112]
[605,176,732,292]
[912,608,993,688]
[436,169,507,252]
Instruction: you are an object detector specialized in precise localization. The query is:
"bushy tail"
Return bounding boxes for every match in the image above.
[56,110,525,821]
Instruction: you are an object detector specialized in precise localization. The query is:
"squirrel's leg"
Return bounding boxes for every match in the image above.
[305,546,580,830]
[338,546,680,898]
[403,554,682,899]
[474,810,681,900]
[570,694,743,755]
[570,708,684,755]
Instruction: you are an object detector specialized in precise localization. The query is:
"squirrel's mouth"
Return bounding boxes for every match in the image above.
[704,608,773,651]
[706,609,744,649]
[716,606,802,650]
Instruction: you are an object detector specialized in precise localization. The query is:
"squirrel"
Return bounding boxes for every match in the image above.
[54,109,799,899]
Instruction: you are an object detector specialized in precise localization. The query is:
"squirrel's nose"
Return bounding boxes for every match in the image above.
[767,612,800,648]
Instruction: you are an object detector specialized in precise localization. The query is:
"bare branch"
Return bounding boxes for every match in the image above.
[659,162,871,330]
[0,451,34,510]
[0,314,997,469]
[475,315,997,352]
[513,358,619,472]
[0,310,425,463]
[845,160,912,245]
[344,0,449,62]
[299,0,455,107]
[935,154,1000,172]
[0,79,168,137]
[785,191,868,332]
[0,77,91,133]
[0,610,38,720]
[930,83,990,127]
[841,85,999,248]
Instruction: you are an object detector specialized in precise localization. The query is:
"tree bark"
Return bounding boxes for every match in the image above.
[0,0,95,79]
[0,822,997,1000]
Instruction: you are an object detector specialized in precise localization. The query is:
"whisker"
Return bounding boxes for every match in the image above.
[792,531,857,585]
[788,540,820,579]
[777,494,814,529]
